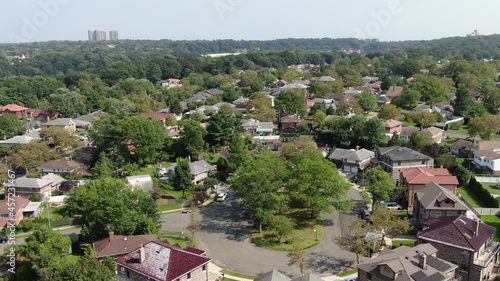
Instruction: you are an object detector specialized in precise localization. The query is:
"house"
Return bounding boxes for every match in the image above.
[386,86,404,98]
[357,243,457,281]
[383,119,403,135]
[41,173,66,190]
[400,168,459,209]
[254,270,323,281]
[0,196,41,229]
[413,182,468,223]
[157,78,182,89]
[317,76,336,83]
[279,115,312,134]
[451,140,500,158]
[0,135,39,147]
[271,83,309,97]
[93,232,158,259]
[242,119,274,136]
[399,126,419,141]
[40,118,76,134]
[343,89,362,96]
[14,177,55,197]
[473,150,500,176]
[114,241,212,281]
[421,127,445,144]
[32,110,59,123]
[126,175,155,195]
[232,97,250,109]
[377,95,391,107]
[0,104,28,119]
[186,89,223,104]
[417,216,499,281]
[372,146,434,180]
[329,147,375,173]
[75,110,104,125]
[162,160,216,185]
[38,159,85,175]
[141,112,182,126]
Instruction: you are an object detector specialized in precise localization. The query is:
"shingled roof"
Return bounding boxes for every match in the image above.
[415,182,468,211]
[417,215,495,252]
[377,146,431,161]
[401,168,459,186]
[93,233,158,259]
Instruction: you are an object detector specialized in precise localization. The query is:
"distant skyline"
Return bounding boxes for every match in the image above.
[1,0,499,43]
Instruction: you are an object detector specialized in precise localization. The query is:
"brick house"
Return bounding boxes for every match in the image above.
[357,243,457,281]
[14,177,55,198]
[413,182,468,224]
[279,115,312,134]
[421,127,445,144]
[371,146,434,181]
[399,168,459,209]
[37,159,85,175]
[0,104,28,119]
[162,160,216,185]
[32,110,59,123]
[417,216,499,281]
[328,147,374,174]
[383,119,403,135]
[0,196,31,228]
[114,241,213,281]
[141,112,182,126]
[385,86,404,99]
[93,232,158,259]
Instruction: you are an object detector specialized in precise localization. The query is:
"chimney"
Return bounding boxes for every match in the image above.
[139,244,146,264]
[475,219,480,236]
[356,146,360,151]
[418,253,427,269]
[108,232,115,241]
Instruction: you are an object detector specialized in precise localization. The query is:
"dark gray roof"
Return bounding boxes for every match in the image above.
[254,270,290,281]
[416,182,468,211]
[291,274,323,281]
[378,146,432,161]
[329,148,374,162]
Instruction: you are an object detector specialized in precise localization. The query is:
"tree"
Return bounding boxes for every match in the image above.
[334,217,369,264]
[371,207,409,245]
[482,86,500,115]
[435,153,457,169]
[391,89,421,110]
[336,100,351,116]
[10,141,58,174]
[364,119,387,147]
[39,127,82,152]
[364,166,396,203]
[356,91,377,114]
[408,132,433,152]
[276,90,307,117]
[228,133,250,173]
[288,150,350,218]
[65,178,160,241]
[206,108,242,147]
[378,104,402,120]
[311,111,327,129]
[180,119,206,159]
[230,151,288,233]
[411,75,454,104]
[60,245,114,281]
[468,114,500,140]
[287,241,308,276]
[92,152,115,178]
[247,93,276,122]
[269,215,294,243]
[0,114,25,139]
[171,158,193,198]
[388,133,402,146]
[46,88,87,118]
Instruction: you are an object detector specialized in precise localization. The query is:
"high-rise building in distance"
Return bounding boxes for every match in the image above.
[88,30,107,41]
[109,30,119,41]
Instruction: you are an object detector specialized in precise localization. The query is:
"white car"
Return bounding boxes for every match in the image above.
[384,202,402,210]
[216,192,227,202]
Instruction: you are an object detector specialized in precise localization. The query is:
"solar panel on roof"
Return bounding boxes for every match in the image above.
[411,271,428,281]
[424,272,446,281]
[426,255,452,272]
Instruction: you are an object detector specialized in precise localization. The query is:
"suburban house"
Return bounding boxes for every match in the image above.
[114,241,212,281]
[279,115,312,134]
[385,86,404,99]
[157,78,182,89]
[75,110,104,125]
[0,135,39,147]
[232,97,250,109]
[242,119,274,136]
[162,160,217,185]
[399,127,420,141]
[40,118,76,134]
[357,243,457,281]
[372,146,434,180]
[399,168,459,209]
[0,104,28,119]
[37,159,85,175]
[0,196,41,229]
[272,83,309,97]
[254,270,323,281]
[451,140,500,158]
[473,150,500,176]
[32,110,59,123]
[329,148,375,174]
[126,175,155,195]
[383,119,403,135]
[377,95,391,107]
[421,127,445,144]
[93,232,158,259]
[417,216,499,281]
[186,89,223,104]
[141,112,182,126]
[413,182,469,223]
[317,76,336,83]
[15,177,55,197]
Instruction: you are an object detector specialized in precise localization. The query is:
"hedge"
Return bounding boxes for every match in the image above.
[466,178,499,208]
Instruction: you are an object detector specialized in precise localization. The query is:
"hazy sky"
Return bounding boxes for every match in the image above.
[1,0,499,43]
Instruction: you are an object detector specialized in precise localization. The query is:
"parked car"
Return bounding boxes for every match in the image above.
[360,209,371,220]
[0,235,7,243]
[182,209,192,214]
[383,202,402,210]
[216,192,227,202]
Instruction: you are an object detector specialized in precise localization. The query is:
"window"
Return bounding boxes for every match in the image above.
[421,160,426,164]
[120,266,125,272]
[187,273,191,280]
[202,265,207,271]
[367,272,372,280]
[397,161,401,166]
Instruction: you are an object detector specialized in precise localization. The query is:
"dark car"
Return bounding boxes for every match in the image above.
[360,209,371,220]
[0,235,7,243]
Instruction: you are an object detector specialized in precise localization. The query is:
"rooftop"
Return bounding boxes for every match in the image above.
[377,146,432,161]
[93,233,158,259]
[415,182,468,211]
[401,168,458,185]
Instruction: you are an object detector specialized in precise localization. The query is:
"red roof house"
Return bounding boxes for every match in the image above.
[0,104,28,119]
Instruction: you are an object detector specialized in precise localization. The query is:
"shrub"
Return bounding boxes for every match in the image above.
[448,120,464,130]
[28,194,43,202]
[17,219,35,231]
[466,178,499,208]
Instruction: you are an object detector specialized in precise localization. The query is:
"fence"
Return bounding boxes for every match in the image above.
[474,208,500,216]
[476,176,500,184]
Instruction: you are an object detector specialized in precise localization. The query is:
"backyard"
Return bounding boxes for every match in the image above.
[458,187,485,208]
[481,215,500,242]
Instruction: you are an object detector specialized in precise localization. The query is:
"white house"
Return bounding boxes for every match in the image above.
[473,150,500,176]
[126,175,154,194]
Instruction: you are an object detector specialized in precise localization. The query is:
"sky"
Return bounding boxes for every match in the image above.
[1,0,499,43]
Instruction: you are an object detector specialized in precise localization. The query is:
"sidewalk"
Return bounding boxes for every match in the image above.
[321,272,357,281]
[160,196,216,214]
[209,263,254,281]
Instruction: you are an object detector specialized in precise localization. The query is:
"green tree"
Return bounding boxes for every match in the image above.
[411,74,454,104]
[10,141,58,174]
[288,150,350,218]
[46,88,87,118]
[364,166,396,203]
[39,127,82,152]
[247,93,276,122]
[336,100,351,116]
[228,133,250,173]
[0,114,25,139]
[180,119,206,159]
[276,90,307,117]
[269,215,295,243]
[378,104,402,120]
[61,245,114,281]
[231,151,288,233]
[287,241,308,276]
[171,158,192,198]
[65,178,160,241]
[311,111,327,129]
[408,132,433,152]
[371,207,409,245]
[356,91,378,113]
[334,217,369,264]
[391,89,421,110]
[468,114,500,140]
[364,119,387,147]
[388,133,402,146]
[206,108,241,147]
[92,152,115,178]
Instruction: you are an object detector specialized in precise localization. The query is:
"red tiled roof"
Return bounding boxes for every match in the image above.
[0,104,28,112]
[183,247,206,255]
[32,110,58,118]
[141,112,175,121]
[401,168,458,185]
[417,215,495,252]
[386,86,404,97]
[115,241,211,281]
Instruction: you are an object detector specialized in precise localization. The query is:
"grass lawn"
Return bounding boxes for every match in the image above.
[158,232,198,248]
[481,215,500,242]
[157,203,182,212]
[402,120,416,127]
[161,189,187,200]
[338,268,357,277]
[220,270,255,280]
[41,205,67,221]
[448,125,469,135]
[458,187,484,208]
[65,254,81,263]
[392,239,417,248]
[251,209,323,252]
[395,211,408,220]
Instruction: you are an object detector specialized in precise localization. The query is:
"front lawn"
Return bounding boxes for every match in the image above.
[458,187,484,208]
[481,215,500,242]
[251,209,323,252]
[220,270,255,280]
[392,239,417,249]
[448,125,469,135]
[65,254,81,263]
[158,232,197,248]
